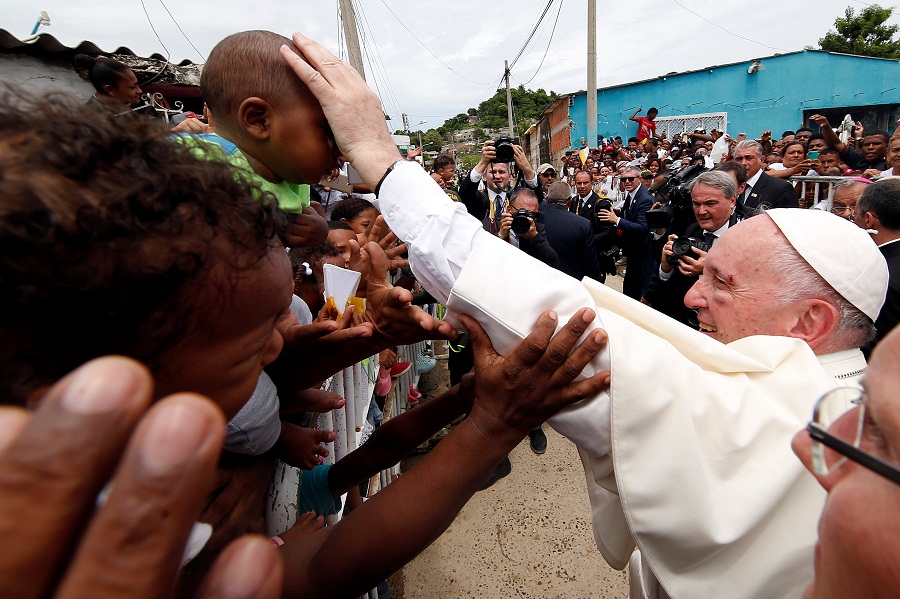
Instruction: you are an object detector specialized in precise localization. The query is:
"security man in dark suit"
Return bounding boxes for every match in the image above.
[540,181,602,281]
[733,140,798,214]
[571,170,617,281]
[643,170,741,326]
[597,165,653,299]
[856,178,900,356]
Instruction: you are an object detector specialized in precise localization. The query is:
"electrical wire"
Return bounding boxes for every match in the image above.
[157,0,205,62]
[517,0,564,86]
[137,0,171,85]
[670,0,789,52]
[376,0,494,85]
[137,0,171,57]
[355,2,405,121]
[507,0,556,71]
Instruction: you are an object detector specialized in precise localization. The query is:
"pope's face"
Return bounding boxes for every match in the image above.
[684,216,803,343]
[792,327,900,599]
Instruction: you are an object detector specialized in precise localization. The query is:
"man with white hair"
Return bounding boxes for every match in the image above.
[283,35,889,599]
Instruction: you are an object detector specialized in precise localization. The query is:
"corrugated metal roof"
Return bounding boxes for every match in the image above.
[0,28,197,66]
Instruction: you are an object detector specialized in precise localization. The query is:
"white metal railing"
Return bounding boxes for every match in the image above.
[786,175,846,211]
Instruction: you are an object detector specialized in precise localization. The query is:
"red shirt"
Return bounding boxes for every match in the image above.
[635,116,656,141]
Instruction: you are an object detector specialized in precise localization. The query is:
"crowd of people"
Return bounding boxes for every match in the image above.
[1,27,900,599]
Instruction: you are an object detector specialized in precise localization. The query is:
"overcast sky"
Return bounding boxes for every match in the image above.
[5,1,896,133]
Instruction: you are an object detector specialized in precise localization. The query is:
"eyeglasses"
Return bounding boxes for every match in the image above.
[540,172,556,178]
[620,177,638,182]
[831,206,855,215]
[807,386,900,486]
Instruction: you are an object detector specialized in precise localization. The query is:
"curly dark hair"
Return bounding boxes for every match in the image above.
[0,87,287,403]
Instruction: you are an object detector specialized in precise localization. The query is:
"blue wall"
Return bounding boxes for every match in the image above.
[570,51,900,145]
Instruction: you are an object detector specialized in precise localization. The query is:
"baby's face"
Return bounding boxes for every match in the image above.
[153,244,294,420]
[266,90,343,185]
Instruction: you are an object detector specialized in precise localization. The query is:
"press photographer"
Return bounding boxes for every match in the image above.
[643,170,741,326]
[458,137,543,237]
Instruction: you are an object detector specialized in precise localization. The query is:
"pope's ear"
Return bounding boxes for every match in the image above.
[790,299,840,351]
[237,97,272,141]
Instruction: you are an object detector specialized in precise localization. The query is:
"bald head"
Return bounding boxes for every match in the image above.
[547,181,572,203]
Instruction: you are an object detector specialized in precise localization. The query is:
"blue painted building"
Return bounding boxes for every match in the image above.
[569,50,900,145]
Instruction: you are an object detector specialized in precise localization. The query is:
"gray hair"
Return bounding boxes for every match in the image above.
[546,181,572,203]
[688,169,737,199]
[768,228,876,349]
[832,177,871,195]
[735,139,764,158]
[622,166,641,178]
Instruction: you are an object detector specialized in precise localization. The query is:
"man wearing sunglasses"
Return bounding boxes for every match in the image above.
[597,166,652,300]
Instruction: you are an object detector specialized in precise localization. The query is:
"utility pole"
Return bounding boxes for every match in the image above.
[587,0,598,150]
[339,0,366,80]
[504,60,515,137]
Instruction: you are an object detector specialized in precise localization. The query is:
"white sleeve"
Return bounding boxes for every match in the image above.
[376,160,613,456]
[658,265,673,281]
[375,160,485,303]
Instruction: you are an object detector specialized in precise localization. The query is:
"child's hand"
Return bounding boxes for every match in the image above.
[360,242,457,345]
[285,206,328,248]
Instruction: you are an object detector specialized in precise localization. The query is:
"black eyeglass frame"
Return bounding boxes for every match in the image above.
[807,421,900,486]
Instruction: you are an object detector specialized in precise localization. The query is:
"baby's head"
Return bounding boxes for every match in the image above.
[0,88,292,417]
[202,30,342,185]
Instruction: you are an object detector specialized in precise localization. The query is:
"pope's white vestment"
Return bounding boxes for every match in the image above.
[376,161,865,598]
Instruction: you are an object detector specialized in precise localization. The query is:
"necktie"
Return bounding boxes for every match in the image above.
[741,186,751,205]
[623,193,633,217]
[702,231,716,246]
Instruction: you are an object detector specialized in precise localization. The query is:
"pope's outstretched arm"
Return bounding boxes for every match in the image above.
[279,33,615,457]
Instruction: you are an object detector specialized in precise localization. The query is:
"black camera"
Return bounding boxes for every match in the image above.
[646,203,676,231]
[667,236,711,264]
[510,208,535,234]
[654,163,707,233]
[493,133,520,163]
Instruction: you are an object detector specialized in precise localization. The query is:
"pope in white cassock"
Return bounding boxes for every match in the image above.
[284,37,890,599]
[376,162,887,599]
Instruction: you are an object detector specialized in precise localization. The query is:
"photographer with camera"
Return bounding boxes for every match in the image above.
[497,188,559,268]
[458,137,542,236]
[456,156,557,461]
[643,170,740,326]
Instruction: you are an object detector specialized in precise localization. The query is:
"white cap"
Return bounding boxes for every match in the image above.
[767,208,888,321]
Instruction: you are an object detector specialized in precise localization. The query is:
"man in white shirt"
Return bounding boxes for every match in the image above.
[282,35,889,599]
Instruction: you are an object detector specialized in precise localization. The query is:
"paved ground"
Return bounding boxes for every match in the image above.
[392,274,629,599]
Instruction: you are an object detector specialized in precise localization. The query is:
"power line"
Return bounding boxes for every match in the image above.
[156,0,205,62]
[670,0,789,52]
[137,0,171,85]
[137,0,171,58]
[354,2,405,124]
[376,0,494,85]
[507,0,556,71]
[518,0,564,86]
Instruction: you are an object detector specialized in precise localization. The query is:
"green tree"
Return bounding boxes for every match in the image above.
[818,4,900,59]
[423,130,444,151]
